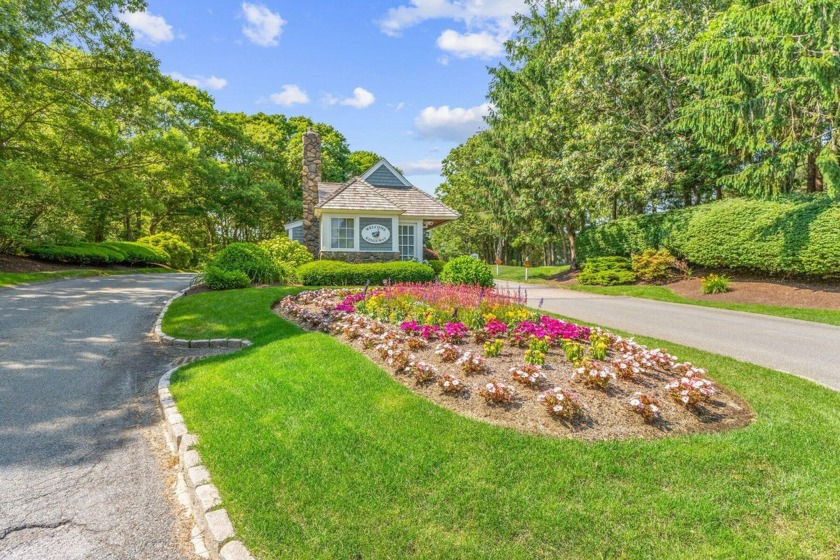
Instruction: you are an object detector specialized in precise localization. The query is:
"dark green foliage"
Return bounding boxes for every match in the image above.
[427,259,446,275]
[439,256,494,287]
[297,260,435,286]
[577,257,636,286]
[632,249,678,283]
[578,196,840,278]
[25,242,169,266]
[203,266,250,291]
[138,233,195,269]
[209,243,280,284]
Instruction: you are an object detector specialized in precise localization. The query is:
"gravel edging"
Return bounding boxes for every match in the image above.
[153,288,252,350]
[155,289,256,560]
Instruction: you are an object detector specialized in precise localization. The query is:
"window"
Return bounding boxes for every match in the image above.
[399,224,415,261]
[290,226,303,243]
[330,217,355,249]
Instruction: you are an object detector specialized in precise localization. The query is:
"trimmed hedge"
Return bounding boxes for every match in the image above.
[439,256,494,287]
[25,241,169,266]
[577,195,840,278]
[203,266,250,290]
[427,259,446,275]
[297,260,435,286]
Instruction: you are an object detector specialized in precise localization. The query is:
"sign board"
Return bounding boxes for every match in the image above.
[361,224,391,244]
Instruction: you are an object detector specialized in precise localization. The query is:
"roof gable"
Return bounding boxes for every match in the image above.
[317,178,402,213]
[361,159,412,188]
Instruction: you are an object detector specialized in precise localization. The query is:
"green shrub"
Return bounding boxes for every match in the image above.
[701,274,731,294]
[258,235,313,269]
[439,256,494,287]
[203,266,250,290]
[577,195,840,278]
[210,243,280,284]
[632,249,677,282]
[427,259,446,275]
[25,241,168,266]
[297,260,435,286]
[138,233,194,269]
[100,242,169,265]
[577,256,636,286]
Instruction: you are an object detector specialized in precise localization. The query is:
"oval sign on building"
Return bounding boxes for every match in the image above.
[361,224,391,244]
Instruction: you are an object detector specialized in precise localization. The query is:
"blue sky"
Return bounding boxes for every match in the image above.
[120,1,527,193]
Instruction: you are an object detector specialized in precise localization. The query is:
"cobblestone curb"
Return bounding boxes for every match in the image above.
[159,369,256,560]
[152,288,252,350]
[156,288,256,560]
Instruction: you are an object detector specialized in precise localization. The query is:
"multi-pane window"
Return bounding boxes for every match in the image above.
[330,218,355,249]
[399,224,415,261]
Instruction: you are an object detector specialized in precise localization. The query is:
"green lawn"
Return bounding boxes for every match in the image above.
[568,283,840,327]
[493,264,570,283]
[0,267,174,287]
[165,287,840,559]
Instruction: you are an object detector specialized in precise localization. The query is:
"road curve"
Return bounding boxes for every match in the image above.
[0,274,194,559]
[499,281,840,392]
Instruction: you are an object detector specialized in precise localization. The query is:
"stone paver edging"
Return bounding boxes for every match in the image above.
[155,289,256,560]
[153,288,252,350]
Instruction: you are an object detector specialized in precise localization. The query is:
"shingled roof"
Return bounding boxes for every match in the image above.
[315,159,459,223]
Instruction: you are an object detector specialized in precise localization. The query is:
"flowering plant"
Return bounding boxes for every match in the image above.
[539,316,590,341]
[456,351,488,375]
[437,373,464,394]
[538,387,586,419]
[510,364,546,387]
[478,382,516,404]
[629,393,661,421]
[483,338,504,357]
[524,348,545,365]
[562,340,585,366]
[434,342,460,362]
[485,318,508,337]
[666,376,715,406]
[574,360,616,389]
[405,336,428,351]
[399,320,421,335]
[381,347,412,373]
[407,360,438,383]
[441,321,470,343]
[419,324,440,340]
[611,353,643,380]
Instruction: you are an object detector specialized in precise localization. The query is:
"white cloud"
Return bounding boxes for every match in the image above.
[119,10,174,44]
[270,84,310,106]
[437,29,504,58]
[169,72,228,91]
[241,2,285,47]
[340,87,376,109]
[399,159,443,175]
[414,103,492,141]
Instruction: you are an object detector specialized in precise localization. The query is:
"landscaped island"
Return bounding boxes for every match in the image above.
[277,284,751,440]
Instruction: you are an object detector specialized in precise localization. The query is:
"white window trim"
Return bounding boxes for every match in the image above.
[398,219,423,261]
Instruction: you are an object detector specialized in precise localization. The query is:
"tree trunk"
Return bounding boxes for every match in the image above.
[611,196,618,220]
[567,230,577,271]
[715,184,723,200]
[807,151,818,193]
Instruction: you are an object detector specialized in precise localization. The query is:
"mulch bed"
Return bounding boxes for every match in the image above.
[276,297,754,442]
[666,276,840,310]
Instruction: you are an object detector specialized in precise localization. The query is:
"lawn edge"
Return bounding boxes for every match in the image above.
[155,288,256,560]
[152,288,252,350]
[159,367,255,560]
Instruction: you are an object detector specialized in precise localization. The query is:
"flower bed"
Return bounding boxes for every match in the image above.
[277,285,752,440]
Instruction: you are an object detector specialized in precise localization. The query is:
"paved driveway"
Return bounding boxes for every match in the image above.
[0,274,195,559]
[499,282,840,392]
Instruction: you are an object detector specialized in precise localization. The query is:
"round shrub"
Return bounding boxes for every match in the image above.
[258,235,313,269]
[297,260,435,286]
[138,232,194,269]
[210,243,280,284]
[439,256,494,287]
[631,249,676,282]
[203,266,250,290]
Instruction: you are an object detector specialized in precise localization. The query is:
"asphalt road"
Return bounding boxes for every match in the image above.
[499,282,840,392]
[0,274,196,560]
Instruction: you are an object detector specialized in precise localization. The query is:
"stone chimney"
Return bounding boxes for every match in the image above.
[302,129,321,257]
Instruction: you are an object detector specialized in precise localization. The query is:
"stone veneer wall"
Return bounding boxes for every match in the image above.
[320,251,400,264]
[302,130,321,257]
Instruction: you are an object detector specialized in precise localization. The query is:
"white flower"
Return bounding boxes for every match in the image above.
[630,398,640,407]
